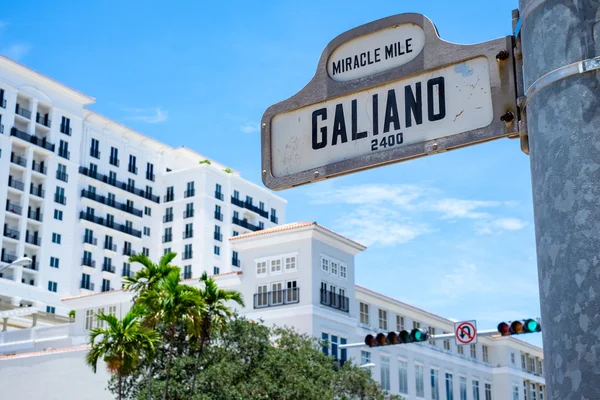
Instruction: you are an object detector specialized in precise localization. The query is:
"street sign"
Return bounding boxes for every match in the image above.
[261,13,518,190]
[454,320,477,346]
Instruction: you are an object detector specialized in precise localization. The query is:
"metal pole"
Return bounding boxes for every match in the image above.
[518,1,600,398]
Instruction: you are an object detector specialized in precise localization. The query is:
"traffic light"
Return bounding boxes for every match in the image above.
[497,318,541,336]
[365,329,429,347]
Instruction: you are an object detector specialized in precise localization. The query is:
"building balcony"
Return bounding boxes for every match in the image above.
[10,153,27,168]
[232,258,241,268]
[231,196,244,208]
[104,243,117,252]
[30,185,45,198]
[183,231,193,240]
[24,261,39,271]
[24,232,40,246]
[271,215,279,224]
[162,233,172,243]
[232,216,263,232]
[122,248,136,257]
[60,123,72,136]
[15,104,31,119]
[320,289,350,312]
[214,212,223,221]
[184,210,194,219]
[78,166,160,203]
[215,191,224,201]
[146,172,155,182]
[3,226,20,240]
[122,268,132,278]
[82,258,95,268]
[27,208,42,222]
[163,213,174,223]
[185,189,195,198]
[213,232,222,242]
[254,288,300,309]
[102,264,116,274]
[90,149,100,159]
[6,201,22,216]
[56,171,68,182]
[101,284,112,292]
[1,251,17,264]
[54,194,66,205]
[164,194,174,203]
[10,128,55,152]
[79,211,142,238]
[83,236,98,246]
[128,165,137,175]
[58,149,70,159]
[35,114,51,128]
[81,189,143,218]
[80,281,95,291]
[31,161,47,175]
[8,176,24,191]
[244,201,269,218]
[182,251,193,260]
[109,157,119,167]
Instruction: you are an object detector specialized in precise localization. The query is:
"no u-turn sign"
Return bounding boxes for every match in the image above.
[454,320,477,346]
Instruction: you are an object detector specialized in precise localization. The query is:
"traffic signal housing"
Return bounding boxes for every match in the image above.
[365,329,429,347]
[497,318,541,336]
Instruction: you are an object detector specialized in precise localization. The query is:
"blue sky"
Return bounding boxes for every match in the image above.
[1,0,542,345]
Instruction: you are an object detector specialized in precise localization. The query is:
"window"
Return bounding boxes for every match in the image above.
[258,221,264,230]
[48,281,57,292]
[340,264,347,278]
[108,305,117,316]
[473,380,480,400]
[128,155,137,174]
[256,261,267,276]
[444,337,451,351]
[214,245,220,255]
[380,355,390,391]
[321,258,329,273]
[378,309,387,330]
[110,147,118,166]
[185,202,194,218]
[538,360,543,375]
[245,195,253,205]
[460,376,467,400]
[183,265,192,279]
[259,201,265,210]
[90,138,100,158]
[164,248,171,255]
[485,383,492,400]
[321,332,329,356]
[511,352,515,364]
[446,373,454,400]
[528,357,536,373]
[284,255,296,271]
[166,186,174,202]
[470,343,477,359]
[396,315,404,331]
[52,233,61,244]
[59,140,69,159]
[233,190,239,199]
[428,327,436,345]
[143,247,149,257]
[271,258,282,273]
[213,266,220,275]
[101,279,111,292]
[530,384,536,400]
[521,354,526,370]
[122,263,131,277]
[256,284,268,307]
[143,227,150,236]
[431,369,440,400]
[524,381,528,400]
[413,320,421,330]
[94,307,105,327]
[50,257,59,269]
[183,244,192,260]
[127,178,135,190]
[482,345,489,363]
[513,386,520,400]
[359,302,369,325]
[458,345,464,355]
[144,206,151,216]
[60,116,71,135]
[539,385,544,400]
[54,209,63,220]
[146,162,154,181]
[109,171,117,184]
[85,309,94,330]
[286,280,298,302]
[415,364,425,398]
[184,223,193,239]
[46,306,56,314]
[55,186,66,204]
[360,350,371,366]
[331,260,338,276]
[185,181,195,197]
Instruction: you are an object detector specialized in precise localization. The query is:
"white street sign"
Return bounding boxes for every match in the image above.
[454,320,477,346]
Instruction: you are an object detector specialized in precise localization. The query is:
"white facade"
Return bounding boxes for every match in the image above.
[0,222,544,400]
[0,55,286,319]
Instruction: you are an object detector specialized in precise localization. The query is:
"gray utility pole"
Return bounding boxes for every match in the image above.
[518,0,600,398]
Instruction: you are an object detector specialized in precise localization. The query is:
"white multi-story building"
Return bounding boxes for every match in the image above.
[0,55,286,317]
[0,222,545,400]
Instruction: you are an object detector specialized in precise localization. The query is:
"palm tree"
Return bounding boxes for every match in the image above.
[86,310,160,400]
[190,271,244,394]
[139,270,204,400]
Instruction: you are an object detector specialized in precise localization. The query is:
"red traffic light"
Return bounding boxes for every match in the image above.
[365,334,376,347]
[497,322,510,336]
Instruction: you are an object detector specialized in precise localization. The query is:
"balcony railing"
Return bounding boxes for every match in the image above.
[215,191,224,201]
[163,213,174,223]
[15,104,31,119]
[101,284,112,292]
[185,189,195,198]
[184,209,194,219]
[54,194,66,205]
[271,215,279,224]
[27,208,42,222]
[162,234,173,243]
[164,193,174,202]
[122,268,132,278]
[104,243,117,252]
[254,288,300,309]
[30,185,45,198]
[122,248,136,257]
[79,211,142,238]
[244,201,269,218]
[231,196,244,208]
[56,171,68,182]
[213,232,222,242]
[128,165,138,174]
[0,124,3,133]
[8,176,24,191]
[79,166,160,203]
[0,98,5,108]
[82,258,95,268]
[183,231,193,239]
[81,189,143,218]
[35,114,51,128]
[3,226,20,240]
[1,251,17,263]
[32,161,47,175]
[109,157,119,167]
[182,251,193,260]
[58,149,70,159]
[232,217,263,232]
[10,153,27,167]
[90,149,101,159]
[24,232,40,246]
[146,172,155,182]
[83,236,98,246]
[24,261,39,271]
[214,212,223,221]
[232,258,241,268]
[80,281,95,291]
[320,289,350,312]
[10,127,55,151]
[102,264,116,274]
[6,202,22,215]
[60,124,72,136]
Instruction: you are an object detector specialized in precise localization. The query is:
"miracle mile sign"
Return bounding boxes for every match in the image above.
[261,13,518,190]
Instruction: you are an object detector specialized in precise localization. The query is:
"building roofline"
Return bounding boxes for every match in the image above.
[0,55,95,105]
[0,345,90,360]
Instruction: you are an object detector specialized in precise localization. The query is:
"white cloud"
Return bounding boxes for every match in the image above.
[475,217,528,235]
[309,183,430,208]
[240,122,259,134]
[122,107,168,124]
[428,198,500,220]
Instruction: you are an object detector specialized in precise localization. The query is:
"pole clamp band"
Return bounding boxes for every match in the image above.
[514,0,548,36]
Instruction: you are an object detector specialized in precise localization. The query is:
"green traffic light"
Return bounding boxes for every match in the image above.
[525,319,540,332]
[414,330,423,341]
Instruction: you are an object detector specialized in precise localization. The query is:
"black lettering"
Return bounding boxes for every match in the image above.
[345,57,352,71]
[312,108,327,150]
[367,51,373,65]
[404,82,423,127]
[374,48,381,62]
[398,41,405,55]
[383,89,400,133]
[354,55,360,69]
[332,60,342,75]
[385,45,394,59]
[372,94,379,136]
[332,104,348,146]
[427,77,446,121]
[351,99,368,141]
[360,53,367,67]
[406,38,413,53]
